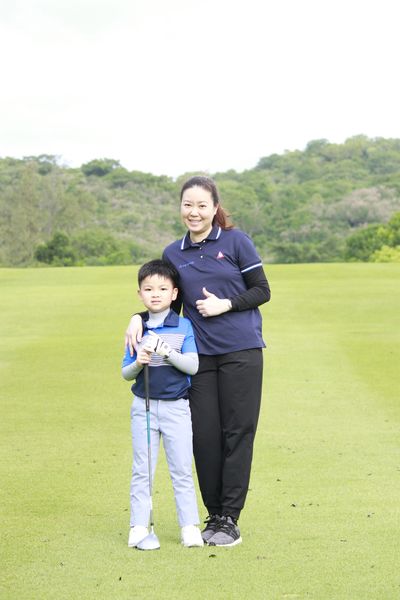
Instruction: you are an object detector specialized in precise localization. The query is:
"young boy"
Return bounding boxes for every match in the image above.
[122,259,203,548]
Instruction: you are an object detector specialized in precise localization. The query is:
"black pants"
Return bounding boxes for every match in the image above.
[189,349,263,521]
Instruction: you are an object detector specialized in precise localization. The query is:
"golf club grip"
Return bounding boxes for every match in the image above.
[143,363,150,411]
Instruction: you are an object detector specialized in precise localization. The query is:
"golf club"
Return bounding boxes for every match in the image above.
[136,363,160,551]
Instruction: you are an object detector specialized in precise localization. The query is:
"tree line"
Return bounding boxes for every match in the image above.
[1,135,400,267]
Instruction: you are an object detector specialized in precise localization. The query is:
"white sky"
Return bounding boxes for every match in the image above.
[1,0,399,177]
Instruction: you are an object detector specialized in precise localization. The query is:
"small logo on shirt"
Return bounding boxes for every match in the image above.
[216,251,225,259]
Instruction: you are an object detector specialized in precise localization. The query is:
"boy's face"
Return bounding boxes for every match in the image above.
[138,274,178,313]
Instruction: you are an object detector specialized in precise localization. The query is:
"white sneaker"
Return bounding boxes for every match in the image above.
[181,525,204,547]
[128,526,149,547]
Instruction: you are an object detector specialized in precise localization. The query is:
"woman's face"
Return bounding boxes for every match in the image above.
[180,186,218,242]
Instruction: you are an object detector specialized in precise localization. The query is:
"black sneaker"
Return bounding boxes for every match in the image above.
[208,516,242,547]
[201,515,222,543]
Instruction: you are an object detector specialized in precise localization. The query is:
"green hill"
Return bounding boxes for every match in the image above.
[1,135,400,266]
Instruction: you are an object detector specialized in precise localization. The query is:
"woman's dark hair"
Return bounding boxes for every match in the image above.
[180,175,234,230]
[138,259,180,289]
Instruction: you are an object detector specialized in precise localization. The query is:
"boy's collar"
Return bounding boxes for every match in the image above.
[142,308,179,328]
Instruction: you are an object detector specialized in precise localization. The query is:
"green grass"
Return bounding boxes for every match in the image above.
[1,264,399,600]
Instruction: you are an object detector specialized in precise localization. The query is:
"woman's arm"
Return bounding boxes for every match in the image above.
[230,266,271,311]
[125,314,145,356]
[196,266,271,317]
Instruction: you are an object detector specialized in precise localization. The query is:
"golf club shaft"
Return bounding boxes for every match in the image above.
[143,364,155,529]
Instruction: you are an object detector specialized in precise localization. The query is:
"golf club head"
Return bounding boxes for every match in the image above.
[136,531,160,551]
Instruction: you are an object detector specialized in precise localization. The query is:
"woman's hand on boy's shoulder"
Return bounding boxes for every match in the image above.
[125,314,144,356]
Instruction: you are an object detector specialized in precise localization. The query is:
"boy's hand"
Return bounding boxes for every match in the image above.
[142,334,159,353]
[136,347,152,366]
[147,331,172,358]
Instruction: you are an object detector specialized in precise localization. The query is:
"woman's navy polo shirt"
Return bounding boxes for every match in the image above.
[163,226,266,355]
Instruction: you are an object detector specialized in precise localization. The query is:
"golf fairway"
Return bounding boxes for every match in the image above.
[1,263,399,599]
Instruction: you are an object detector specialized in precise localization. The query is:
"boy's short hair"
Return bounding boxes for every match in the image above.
[138,259,180,289]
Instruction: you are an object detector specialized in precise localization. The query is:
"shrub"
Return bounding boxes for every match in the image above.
[370,245,400,262]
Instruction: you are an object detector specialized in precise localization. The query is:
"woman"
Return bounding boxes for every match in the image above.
[126,175,271,547]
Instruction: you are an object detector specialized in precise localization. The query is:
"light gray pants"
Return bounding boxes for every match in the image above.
[130,395,200,528]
